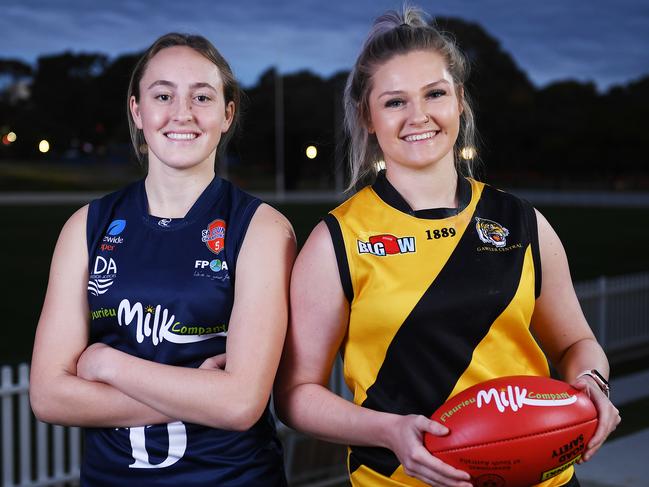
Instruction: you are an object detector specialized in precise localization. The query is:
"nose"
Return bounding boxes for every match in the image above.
[173,97,194,122]
[409,100,430,125]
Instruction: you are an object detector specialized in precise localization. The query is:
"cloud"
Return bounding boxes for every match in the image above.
[2,0,648,90]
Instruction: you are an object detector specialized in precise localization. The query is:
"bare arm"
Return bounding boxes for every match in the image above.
[531,209,621,461]
[76,204,296,431]
[30,206,174,427]
[275,221,471,487]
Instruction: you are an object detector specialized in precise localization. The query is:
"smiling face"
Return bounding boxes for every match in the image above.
[130,45,234,173]
[367,49,462,174]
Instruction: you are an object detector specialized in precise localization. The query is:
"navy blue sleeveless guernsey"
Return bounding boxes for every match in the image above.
[84,176,286,486]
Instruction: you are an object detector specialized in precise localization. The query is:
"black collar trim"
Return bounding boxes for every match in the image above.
[372,170,471,220]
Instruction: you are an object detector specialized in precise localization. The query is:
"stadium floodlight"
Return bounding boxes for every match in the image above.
[306,145,318,159]
[460,146,477,160]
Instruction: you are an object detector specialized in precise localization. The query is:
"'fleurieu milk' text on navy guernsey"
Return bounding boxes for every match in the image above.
[84,176,286,486]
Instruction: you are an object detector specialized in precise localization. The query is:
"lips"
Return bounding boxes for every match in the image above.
[402,131,438,142]
[164,132,199,140]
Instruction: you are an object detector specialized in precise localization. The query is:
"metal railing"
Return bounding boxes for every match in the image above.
[2,272,649,487]
[575,272,649,354]
[1,365,80,487]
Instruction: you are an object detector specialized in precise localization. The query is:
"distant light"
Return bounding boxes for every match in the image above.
[39,140,50,153]
[460,146,477,160]
[1,135,9,146]
[374,159,386,171]
[7,132,16,143]
[306,145,317,159]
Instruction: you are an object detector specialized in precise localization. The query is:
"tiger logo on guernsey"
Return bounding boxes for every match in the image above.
[475,217,509,248]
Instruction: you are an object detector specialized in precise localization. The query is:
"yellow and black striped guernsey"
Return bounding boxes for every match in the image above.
[324,171,573,487]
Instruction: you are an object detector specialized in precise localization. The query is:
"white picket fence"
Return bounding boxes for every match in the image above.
[2,271,649,487]
[1,365,80,487]
[575,272,649,354]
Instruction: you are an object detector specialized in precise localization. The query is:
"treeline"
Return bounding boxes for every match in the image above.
[1,18,648,190]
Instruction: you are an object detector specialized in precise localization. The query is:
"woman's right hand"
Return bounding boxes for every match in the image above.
[387,414,472,487]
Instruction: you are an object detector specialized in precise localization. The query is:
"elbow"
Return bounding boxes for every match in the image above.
[202,387,267,431]
[218,400,266,432]
[29,382,58,424]
[29,373,75,426]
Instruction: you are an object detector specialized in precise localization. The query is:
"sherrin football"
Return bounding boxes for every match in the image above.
[424,376,598,487]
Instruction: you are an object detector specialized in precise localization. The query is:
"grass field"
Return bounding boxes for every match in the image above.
[2,202,649,366]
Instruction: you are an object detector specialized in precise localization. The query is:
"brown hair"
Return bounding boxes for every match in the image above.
[127,33,241,167]
[344,6,479,189]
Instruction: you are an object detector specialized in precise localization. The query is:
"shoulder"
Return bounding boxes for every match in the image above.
[61,204,89,239]
[295,221,338,278]
[86,181,140,222]
[476,180,532,209]
[219,178,259,208]
[329,185,374,218]
[235,204,296,281]
[242,203,296,256]
[49,204,90,268]
[92,180,140,207]
[475,181,538,229]
[533,208,561,247]
[250,203,294,236]
[304,220,334,251]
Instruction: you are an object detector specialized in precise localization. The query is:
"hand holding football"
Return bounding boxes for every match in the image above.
[424,376,598,487]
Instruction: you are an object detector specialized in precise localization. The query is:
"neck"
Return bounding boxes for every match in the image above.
[384,159,459,211]
[144,164,216,218]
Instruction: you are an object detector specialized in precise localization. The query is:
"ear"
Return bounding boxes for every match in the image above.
[361,101,375,134]
[130,96,143,129]
[221,101,235,133]
[366,114,375,134]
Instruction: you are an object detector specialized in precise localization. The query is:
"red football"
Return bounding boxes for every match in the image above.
[424,376,598,487]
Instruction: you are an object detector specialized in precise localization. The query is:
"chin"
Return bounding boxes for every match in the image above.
[173,159,213,170]
[403,150,454,169]
[150,149,216,171]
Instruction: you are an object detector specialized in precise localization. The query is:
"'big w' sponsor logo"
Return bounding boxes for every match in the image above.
[357,234,416,256]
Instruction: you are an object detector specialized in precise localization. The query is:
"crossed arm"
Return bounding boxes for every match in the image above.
[30,203,296,430]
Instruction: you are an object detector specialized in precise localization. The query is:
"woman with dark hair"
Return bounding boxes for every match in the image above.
[275,7,619,487]
[30,33,294,486]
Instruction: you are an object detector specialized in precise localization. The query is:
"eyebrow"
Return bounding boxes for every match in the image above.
[377,79,451,98]
[147,80,218,92]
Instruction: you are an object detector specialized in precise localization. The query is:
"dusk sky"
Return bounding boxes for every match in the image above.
[3,0,649,91]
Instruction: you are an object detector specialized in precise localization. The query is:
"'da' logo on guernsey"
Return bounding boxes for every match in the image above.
[100,219,126,252]
[357,234,416,256]
[88,256,117,296]
[201,219,226,255]
[107,299,227,346]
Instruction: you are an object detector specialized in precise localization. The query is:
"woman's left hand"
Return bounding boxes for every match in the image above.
[199,353,226,371]
[77,342,114,382]
[572,376,621,462]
